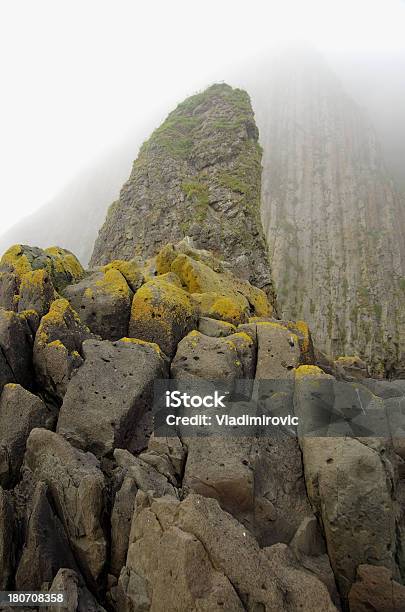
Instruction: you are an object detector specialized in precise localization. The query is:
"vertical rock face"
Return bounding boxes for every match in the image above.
[254,51,405,377]
[90,84,276,305]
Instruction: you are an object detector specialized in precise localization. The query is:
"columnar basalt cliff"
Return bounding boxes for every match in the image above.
[253,52,405,377]
[91,84,276,306]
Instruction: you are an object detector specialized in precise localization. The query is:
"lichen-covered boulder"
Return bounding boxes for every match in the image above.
[255,321,302,380]
[63,268,133,341]
[17,269,56,318]
[101,259,144,293]
[129,277,197,357]
[0,308,34,390]
[24,428,107,585]
[57,338,168,458]
[0,244,84,296]
[33,298,96,402]
[0,384,54,487]
[172,252,272,323]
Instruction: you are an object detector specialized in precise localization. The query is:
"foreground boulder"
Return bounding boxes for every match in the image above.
[15,482,78,590]
[294,365,402,598]
[115,493,337,612]
[0,384,53,487]
[47,568,106,612]
[57,338,168,457]
[24,429,107,584]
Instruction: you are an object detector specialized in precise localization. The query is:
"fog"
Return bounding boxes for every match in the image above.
[0,0,404,255]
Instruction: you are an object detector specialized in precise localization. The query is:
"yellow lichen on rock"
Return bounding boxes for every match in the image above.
[45,246,84,282]
[295,365,325,379]
[102,259,143,292]
[129,277,197,357]
[192,291,249,325]
[119,337,163,356]
[0,245,32,277]
[95,268,132,299]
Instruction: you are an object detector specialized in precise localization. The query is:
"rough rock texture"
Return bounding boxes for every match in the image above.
[63,268,134,341]
[24,428,107,585]
[91,84,276,304]
[0,384,53,487]
[254,51,405,377]
[1,235,405,611]
[33,298,96,402]
[0,309,34,390]
[15,482,78,590]
[115,493,337,612]
[57,338,168,458]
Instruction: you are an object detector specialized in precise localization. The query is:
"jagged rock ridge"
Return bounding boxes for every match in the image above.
[253,51,405,377]
[91,83,276,306]
[0,240,405,611]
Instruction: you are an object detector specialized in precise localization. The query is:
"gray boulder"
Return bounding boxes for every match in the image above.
[15,482,78,590]
[57,339,168,458]
[24,428,107,585]
[0,384,54,487]
[0,486,14,589]
[63,268,133,341]
[46,568,106,612]
[0,308,34,390]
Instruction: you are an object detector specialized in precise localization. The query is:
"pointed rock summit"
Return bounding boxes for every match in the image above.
[91,83,276,307]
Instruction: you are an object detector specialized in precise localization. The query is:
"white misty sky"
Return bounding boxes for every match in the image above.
[0,0,405,234]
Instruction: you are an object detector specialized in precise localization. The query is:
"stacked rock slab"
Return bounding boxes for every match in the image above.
[90,84,276,306]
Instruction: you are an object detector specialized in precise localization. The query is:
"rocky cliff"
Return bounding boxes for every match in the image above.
[252,51,405,377]
[0,241,405,611]
[90,84,276,305]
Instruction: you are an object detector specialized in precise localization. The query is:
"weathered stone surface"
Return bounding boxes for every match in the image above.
[294,365,401,598]
[0,244,84,295]
[24,428,107,584]
[0,384,54,487]
[255,321,302,380]
[33,298,95,402]
[15,482,78,590]
[0,308,34,390]
[348,564,405,612]
[18,269,56,318]
[171,329,255,382]
[198,316,236,337]
[90,84,276,306]
[118,493,337,612]
[138,433,186,486]
[183,437,254,521]
[0,486,14,589]
[46,568,106,612]
[0,272,19,311]
[334,355,369,381]
[63,268,133,341]
[57,339,167,458]
[110,449,177,578]
[129,277,197,357]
